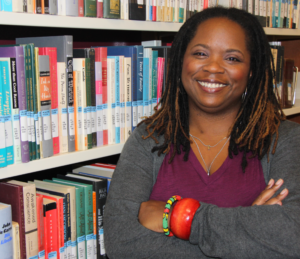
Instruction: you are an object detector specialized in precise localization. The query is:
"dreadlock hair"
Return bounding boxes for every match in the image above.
[139,6,286,172]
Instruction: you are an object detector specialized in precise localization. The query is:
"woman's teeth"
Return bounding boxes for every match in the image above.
[198,81,227,88]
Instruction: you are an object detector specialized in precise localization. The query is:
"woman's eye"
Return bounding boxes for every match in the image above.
[194,52,206,56]
[227,57,240,62]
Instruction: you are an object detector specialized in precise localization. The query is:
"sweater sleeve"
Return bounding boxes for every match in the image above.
[103,124,208,259]
[189,121,300,259]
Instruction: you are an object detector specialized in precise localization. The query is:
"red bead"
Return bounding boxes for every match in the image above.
[170,198,200,240]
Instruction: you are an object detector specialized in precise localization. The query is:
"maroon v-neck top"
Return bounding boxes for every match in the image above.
[149,146,266,207]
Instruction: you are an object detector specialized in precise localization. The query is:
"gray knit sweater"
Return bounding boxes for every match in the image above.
[104,120,300,259]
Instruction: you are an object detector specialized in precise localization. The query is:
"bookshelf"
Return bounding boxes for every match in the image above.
[0,12,300,181]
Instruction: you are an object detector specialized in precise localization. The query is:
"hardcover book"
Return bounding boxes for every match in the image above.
[84,0,97,16]
[129,0,146,20]
[103,0,121,18]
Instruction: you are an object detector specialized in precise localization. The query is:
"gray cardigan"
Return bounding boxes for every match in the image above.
[104,120,300,259]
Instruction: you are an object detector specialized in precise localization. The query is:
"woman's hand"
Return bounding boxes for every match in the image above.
[252,179,289,206]
[138,200,167,233]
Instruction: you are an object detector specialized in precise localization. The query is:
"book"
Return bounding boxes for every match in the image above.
[7,180,39,259]
[35,194,45,259]
[85,0,97,17]
[0,46,29,163]
[0,61,8,168]
[58,173,108,259]
[119,55,125,143]
[73,163,115,178]
[78,0,84,16]
[57,62,68,154]
[103,0,121,18]
[94,48,108,146]
[73,70,81,151]
[16,35,75,153]
[38,55,54,158]
[0,60,14,165]
[73,58,87,151]
[1,0,12,11]
[129,0,146,20]
[12,0,23,12]
[37,192,64,259]
[85,58,93,150]
[97,0,104,17]
[95,60,103,147]
[0,183,26,259]
[12,221,21,259]
[151,50,158,113]
[106,58,115,145]
[33,180,76,259]
[39,47,60,155]
[124,57,132,141]
[0,203,13,259]
[66,0,79,16]
[43,198,59,259]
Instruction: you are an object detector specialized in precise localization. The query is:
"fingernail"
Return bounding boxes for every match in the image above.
[267,179,273,187]
[275,179,283,186]
[280,188,287,195]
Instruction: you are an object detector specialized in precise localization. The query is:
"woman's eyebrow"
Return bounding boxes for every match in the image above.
[226,49,244,57]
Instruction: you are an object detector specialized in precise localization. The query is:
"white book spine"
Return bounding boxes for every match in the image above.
[12,0,23,12]
[124,58,131,141]
[57,0,66,15]
[110,58,116,144]
[27,0,33,12]
[119,56,125,143]
[106,59,113,145]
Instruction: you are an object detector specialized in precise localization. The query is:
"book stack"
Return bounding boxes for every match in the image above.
[0,36,170,168]
[0,162,115,259]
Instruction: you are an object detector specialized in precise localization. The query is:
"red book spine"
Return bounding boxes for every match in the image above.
[152,5,156,21]
[78,0,84,16]
[95,47,108,145]
[44,203,58,259]
[91,163,116,169]
[39,47,60,155]
[97,0,103,17]
[203,0,208,9]
[36,194,45,258]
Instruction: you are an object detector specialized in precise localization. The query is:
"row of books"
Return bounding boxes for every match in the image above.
[227,0,300,28]
[0,35,170,167]
[0,162,116,259]
[0,0,189,23]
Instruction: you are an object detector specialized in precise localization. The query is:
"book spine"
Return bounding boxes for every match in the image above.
[0,61,7,168]
[27,0,33,12]
[152,51,158,112]
[119,56,125,143]
[13,0,23,12]
[1,0,12,11]
[85,58,92,149]
[10,58,22,164]
[114,56,120,144]
[78,0,84,16]
[142,57,149,119]
[57,62,68,154]
[39,55,54,158]
[136,46,143,124]
[95,61,103,147]
[100,49,108,146]
[107,58,115,145]
[49,0,57,14]
[84,187,94,259]
[97,0,104,17]
[85,0,97,16]
[73,71,79,151]
[66,0,78,16]
[36,194,45,259]
[58,199,65,259]
[12,221,21,259]
[87,49,97,148]
[124,57,131,141]
[131,48,137,132]
[57,0,66,15]
[67,56,75,153]
[92,192,97,259]
[34,48,43,159]
[0,205,13,257]
[64,194,71,259]
[2,61,14,165]
[32,47,40,160]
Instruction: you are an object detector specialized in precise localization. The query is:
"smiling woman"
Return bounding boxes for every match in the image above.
[104,7,300,259]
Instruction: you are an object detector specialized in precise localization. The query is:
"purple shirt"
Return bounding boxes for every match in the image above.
[150,146,266,207]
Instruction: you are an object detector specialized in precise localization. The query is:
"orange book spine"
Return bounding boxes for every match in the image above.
[44,202,58,259]
[41,0,44,14]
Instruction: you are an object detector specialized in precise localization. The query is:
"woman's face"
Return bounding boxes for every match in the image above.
[181,17,251,115]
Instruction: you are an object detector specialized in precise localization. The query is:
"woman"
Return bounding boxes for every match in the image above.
[104,7,300,259]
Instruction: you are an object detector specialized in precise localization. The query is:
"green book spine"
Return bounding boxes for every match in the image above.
[103,0,120,19]
[85,58,92,150]
[51,178,94,259]
[86,49,97,148]
[23,45,33,161]
[30,44,40,159]
[43,180,86,257]
[84,0,97,17]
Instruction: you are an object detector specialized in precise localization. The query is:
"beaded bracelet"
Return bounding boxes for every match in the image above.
[163,195,182,236]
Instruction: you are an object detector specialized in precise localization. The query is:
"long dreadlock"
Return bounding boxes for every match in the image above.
[139,7,285,172]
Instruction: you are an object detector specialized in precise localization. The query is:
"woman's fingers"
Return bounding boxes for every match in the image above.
[252,179,286,206]
[264,188,289,205]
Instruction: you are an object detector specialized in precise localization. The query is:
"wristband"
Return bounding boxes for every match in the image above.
[163,195,182,236]
[170,198,200,240]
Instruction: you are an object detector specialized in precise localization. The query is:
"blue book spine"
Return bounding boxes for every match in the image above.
[1,0,12,11]
[136,46,143,124]
[143,57,149,118]
[1,61,14,165]
[275,0,280,27]
[114,56,120,144]
[0,61,7,167]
